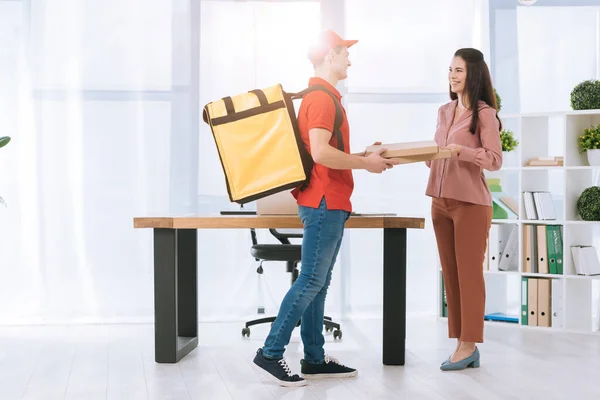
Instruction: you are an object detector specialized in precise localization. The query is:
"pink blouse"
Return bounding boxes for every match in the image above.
[425,100,502,207]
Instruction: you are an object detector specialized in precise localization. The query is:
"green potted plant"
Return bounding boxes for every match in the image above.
[500,129,518,152]
[577,124,600,166]
[0,136,10,207]
[500,129,518,165]
[494,88,502,112]
[577,186,600,221]
[570,79,600,110]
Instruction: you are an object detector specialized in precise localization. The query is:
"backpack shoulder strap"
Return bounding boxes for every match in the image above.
[287,85,344,152]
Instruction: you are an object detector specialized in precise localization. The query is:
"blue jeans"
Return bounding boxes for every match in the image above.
[261,197,349,364]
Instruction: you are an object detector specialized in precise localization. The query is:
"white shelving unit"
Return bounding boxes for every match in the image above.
[437,109,600,335]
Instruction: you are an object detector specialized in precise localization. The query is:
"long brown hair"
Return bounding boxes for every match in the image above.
[450,48,502,134]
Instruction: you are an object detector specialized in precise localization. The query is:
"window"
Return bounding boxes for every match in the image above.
[198,1,321,205]
[344,0,476,93]
[516,6,599,113]
[30,0,173,90]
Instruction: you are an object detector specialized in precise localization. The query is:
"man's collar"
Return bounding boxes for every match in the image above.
[308,77,342,100]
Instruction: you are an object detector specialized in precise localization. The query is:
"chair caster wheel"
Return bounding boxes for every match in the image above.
[242,328,250,337]
[325,326,333,332]
[333,329,342,340]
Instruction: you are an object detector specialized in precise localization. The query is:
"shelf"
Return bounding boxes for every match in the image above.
[500,108,600,118]
[439,110,600,336]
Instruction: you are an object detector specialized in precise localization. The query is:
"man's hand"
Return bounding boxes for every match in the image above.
[364,147,400,173]
[356,141,382,157]
[442,143,462,156]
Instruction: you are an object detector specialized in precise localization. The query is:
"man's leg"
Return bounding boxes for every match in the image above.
[298,210,357,379]
[299,235,342,364]
[253,197,342,386]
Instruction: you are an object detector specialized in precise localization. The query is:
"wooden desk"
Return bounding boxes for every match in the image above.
[133,214,425,365]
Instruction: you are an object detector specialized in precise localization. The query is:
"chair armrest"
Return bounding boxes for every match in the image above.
[269,229,303,245]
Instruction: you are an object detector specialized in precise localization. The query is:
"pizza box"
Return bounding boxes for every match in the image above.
[364,140,452,163]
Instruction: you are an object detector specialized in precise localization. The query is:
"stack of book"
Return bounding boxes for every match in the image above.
[525,156,564,166]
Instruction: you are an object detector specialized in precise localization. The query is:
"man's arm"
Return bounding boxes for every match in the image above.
[309,128,397,173]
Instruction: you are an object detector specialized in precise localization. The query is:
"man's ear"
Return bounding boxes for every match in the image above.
[325,48,335,63]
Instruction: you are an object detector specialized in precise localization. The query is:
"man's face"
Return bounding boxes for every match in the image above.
[328,46,351,80]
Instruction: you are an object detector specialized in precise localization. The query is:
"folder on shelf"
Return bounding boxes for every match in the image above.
[488,224,500,271]
[546,226,558,275]
[556,226,563,275]
[491,193,518,219]
[499,225,518,271]
[441,275,448,317]
[528,278,538,326]
[551,279,563,329]
[521,277,528,325]
[533,192,557,220]
[500,196,519,215]
[484,312,519,323]
[537,278,551,327]
[523,192,538,220]
[536,225,549,274]
[571,246,600,276]
[522,225,537,273]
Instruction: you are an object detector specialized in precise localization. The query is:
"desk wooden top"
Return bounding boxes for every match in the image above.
[133,214,425,230]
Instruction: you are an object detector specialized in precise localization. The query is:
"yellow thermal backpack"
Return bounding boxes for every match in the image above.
[202,83,343,204]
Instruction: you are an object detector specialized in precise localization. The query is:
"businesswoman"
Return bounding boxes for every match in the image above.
[425,48,502,371]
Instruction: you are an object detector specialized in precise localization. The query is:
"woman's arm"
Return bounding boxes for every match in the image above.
[457,107,502,171]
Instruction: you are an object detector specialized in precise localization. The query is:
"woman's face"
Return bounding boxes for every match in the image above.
[448,56,467,95]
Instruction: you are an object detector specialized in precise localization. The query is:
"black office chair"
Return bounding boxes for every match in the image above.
[241,228,342,340]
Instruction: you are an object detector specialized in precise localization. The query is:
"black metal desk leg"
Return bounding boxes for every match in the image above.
[153,228,199,363]
[382,227,407,365]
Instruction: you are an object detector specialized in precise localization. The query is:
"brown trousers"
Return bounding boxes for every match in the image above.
[432,197,492,343]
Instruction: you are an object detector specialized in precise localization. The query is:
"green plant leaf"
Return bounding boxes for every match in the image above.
[571,80,600,110]
[577,124,600,152]
[0,136,10,149]
[494,88,502,112]
[500,129,518,152]
[577,186,600,221]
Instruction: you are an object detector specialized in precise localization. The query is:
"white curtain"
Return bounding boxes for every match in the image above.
[0,0,178,324]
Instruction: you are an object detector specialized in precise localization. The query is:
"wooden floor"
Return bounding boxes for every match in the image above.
[0,314,599,400]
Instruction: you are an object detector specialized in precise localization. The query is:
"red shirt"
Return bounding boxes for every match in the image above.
[292,77,354,212]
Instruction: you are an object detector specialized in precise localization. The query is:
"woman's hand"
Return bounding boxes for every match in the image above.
[357,141,382,157]
[442,143,462,156]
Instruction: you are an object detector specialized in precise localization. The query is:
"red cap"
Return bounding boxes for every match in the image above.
[307,30,358,63]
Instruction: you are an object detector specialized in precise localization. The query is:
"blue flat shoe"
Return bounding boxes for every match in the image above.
[440,347,480,371]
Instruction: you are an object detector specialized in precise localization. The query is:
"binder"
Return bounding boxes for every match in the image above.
[488,224,500,271]
[499,225,518,271]
[551,279,563,328]
[522,225,537,273]
[528,278,538,326]
[546,225,558,274]
[523,191,537,220]
[521,277,528,325]
[555,226,563,275]
[441,275,448,317]
[537,278,551,327]
[536,225,549,274]
[533,191,557,220]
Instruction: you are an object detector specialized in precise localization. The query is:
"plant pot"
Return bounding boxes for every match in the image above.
[502,151,517,167]
[587,149,600,166]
